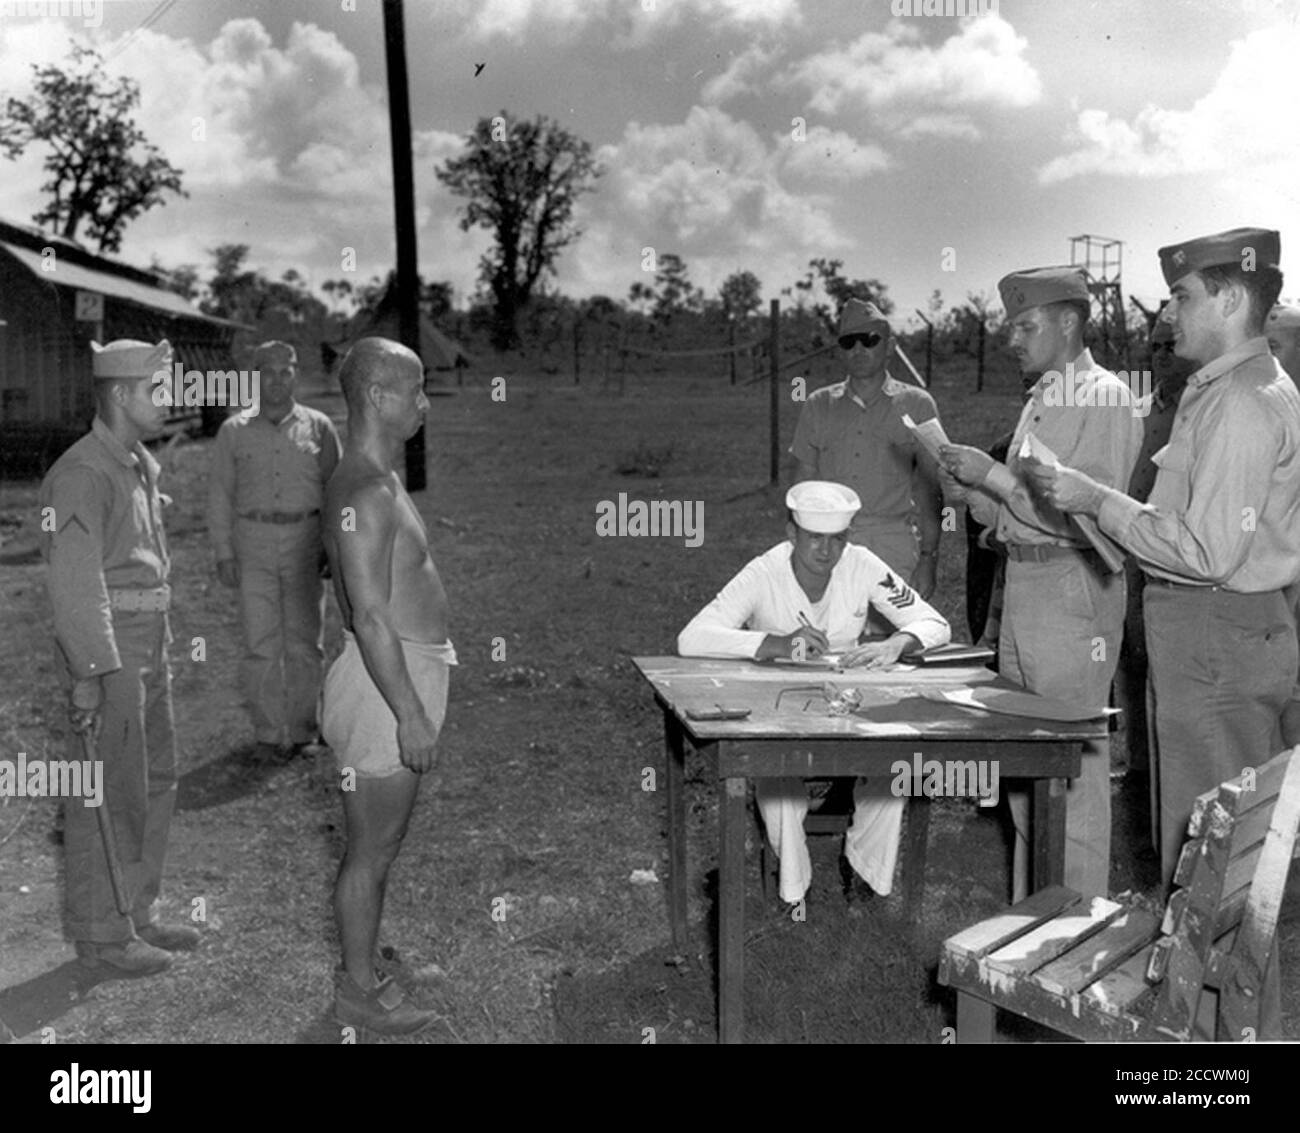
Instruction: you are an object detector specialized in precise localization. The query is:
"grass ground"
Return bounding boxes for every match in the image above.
[0,352,1296,1044]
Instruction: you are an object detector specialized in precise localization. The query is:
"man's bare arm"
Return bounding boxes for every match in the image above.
[332,478,439,772]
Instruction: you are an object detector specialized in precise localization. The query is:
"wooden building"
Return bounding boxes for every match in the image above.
[0,217,246,473]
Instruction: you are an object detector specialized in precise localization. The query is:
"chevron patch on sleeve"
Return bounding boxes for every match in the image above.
[881,571,916,610]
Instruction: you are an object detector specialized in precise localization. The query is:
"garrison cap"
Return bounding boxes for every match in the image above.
[786,481,861,534]
[998,266,1091,322]
[1158,227,1280,287]
[837,298,890,339]
[90,339,172,380]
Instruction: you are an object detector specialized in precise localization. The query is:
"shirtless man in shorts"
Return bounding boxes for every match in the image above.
[321,337,453,1034]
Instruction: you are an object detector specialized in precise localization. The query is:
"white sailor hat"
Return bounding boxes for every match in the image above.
[1266,303,1300,332]
[786,480,861,533]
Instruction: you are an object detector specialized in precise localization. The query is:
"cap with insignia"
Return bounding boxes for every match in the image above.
[90,339,173,380]
[997,266,1091,322]
[837,298,890,339]
[1158,227,1280,287]
[786,480,861,534]
[1266,302,1300,332]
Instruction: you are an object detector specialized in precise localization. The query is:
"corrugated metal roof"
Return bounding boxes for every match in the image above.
[0,241,246,328]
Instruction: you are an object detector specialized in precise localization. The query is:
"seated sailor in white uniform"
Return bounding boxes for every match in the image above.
[677,480,950,907]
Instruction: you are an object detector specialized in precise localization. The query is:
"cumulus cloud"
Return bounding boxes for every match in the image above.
[455,0,799,44]
[1038,25,1300,184]
[557,105,879,300]
[782,12,1040,138]
[0,16,483,298]
[701,43,777,105]
[779,126,892,182]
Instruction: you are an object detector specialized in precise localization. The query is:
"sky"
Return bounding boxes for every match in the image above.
[0,0,1297,327]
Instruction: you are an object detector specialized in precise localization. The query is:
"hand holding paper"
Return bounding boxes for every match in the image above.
[1019,434,1105,514]
[902,413,952,463]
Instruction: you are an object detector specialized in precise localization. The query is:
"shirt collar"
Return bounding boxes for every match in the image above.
[1028,348,1097,399]
[91,415,145,470]
[247,400,301,426]
[846,373,898,409]
[1187,336,1272,390]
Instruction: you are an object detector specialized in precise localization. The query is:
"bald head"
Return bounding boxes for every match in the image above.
[338,337,424,415]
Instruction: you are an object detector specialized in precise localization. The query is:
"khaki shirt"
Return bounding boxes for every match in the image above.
[970,349,1143,547]
[38,417,170,680]
[789,374,939,522]
[1097,338,1300,590]
[1127,380,1186,505]
[207,402,341,560]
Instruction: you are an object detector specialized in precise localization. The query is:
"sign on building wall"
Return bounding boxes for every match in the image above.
[74,290,104,322]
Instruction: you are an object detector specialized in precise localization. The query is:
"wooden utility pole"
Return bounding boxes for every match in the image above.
[769,299,780,485]
[915,309,933,387]
[382,0,425,490]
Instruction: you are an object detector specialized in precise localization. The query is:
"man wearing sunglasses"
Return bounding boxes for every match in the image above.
[789,299,944,632]
[938,265,1143,906]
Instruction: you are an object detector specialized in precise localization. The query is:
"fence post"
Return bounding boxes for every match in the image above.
[769,299,780,485]
[915,309,933,388]
[728,319,736,386]
[976,318,986,393]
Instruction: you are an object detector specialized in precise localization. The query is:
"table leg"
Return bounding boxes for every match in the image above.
[719,775,747,1044]
[664,710,688,951]
[1031,773,1068,892]
[903,795,931,926]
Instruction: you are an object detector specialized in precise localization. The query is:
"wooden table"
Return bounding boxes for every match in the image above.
[633,656,1108,1044]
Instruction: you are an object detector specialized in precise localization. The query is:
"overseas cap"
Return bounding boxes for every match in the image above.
[998,266,1091,322]
[786,480,861,534]
[252,340,297,365]
[1158,227,1280,287]
[837,298,891,339]
[90,339,172,380]
[1266,302,1300,333]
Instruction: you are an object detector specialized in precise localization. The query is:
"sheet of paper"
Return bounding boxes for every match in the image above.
[1018,433,1127,574]
[901,413,951,462]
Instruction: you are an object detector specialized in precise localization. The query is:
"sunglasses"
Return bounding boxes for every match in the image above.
[839,332,883,350]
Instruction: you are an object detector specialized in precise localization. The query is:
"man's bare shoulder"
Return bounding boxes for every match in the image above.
[325,455,399,527]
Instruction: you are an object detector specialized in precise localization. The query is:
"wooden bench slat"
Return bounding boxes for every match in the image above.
[1080,944,1159,1019]
[986,897,1124,975]
[1034,907,1161,997]
[943,885,1082,961]
[1188,749,1291,834]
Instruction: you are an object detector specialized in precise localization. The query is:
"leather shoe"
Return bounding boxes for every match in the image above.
[334,968,439,1036]
[75,938,172,976]
[135,921,201,952]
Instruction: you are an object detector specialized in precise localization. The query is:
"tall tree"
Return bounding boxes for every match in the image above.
[0,44,186,253]
[651,253,701,325]
[436,111,601,349]
[719,270,762,322]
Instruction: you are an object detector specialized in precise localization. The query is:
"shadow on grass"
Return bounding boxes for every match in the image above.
[176,742,302,812]
[553,862,947,1044]
[0,960,131,1043]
